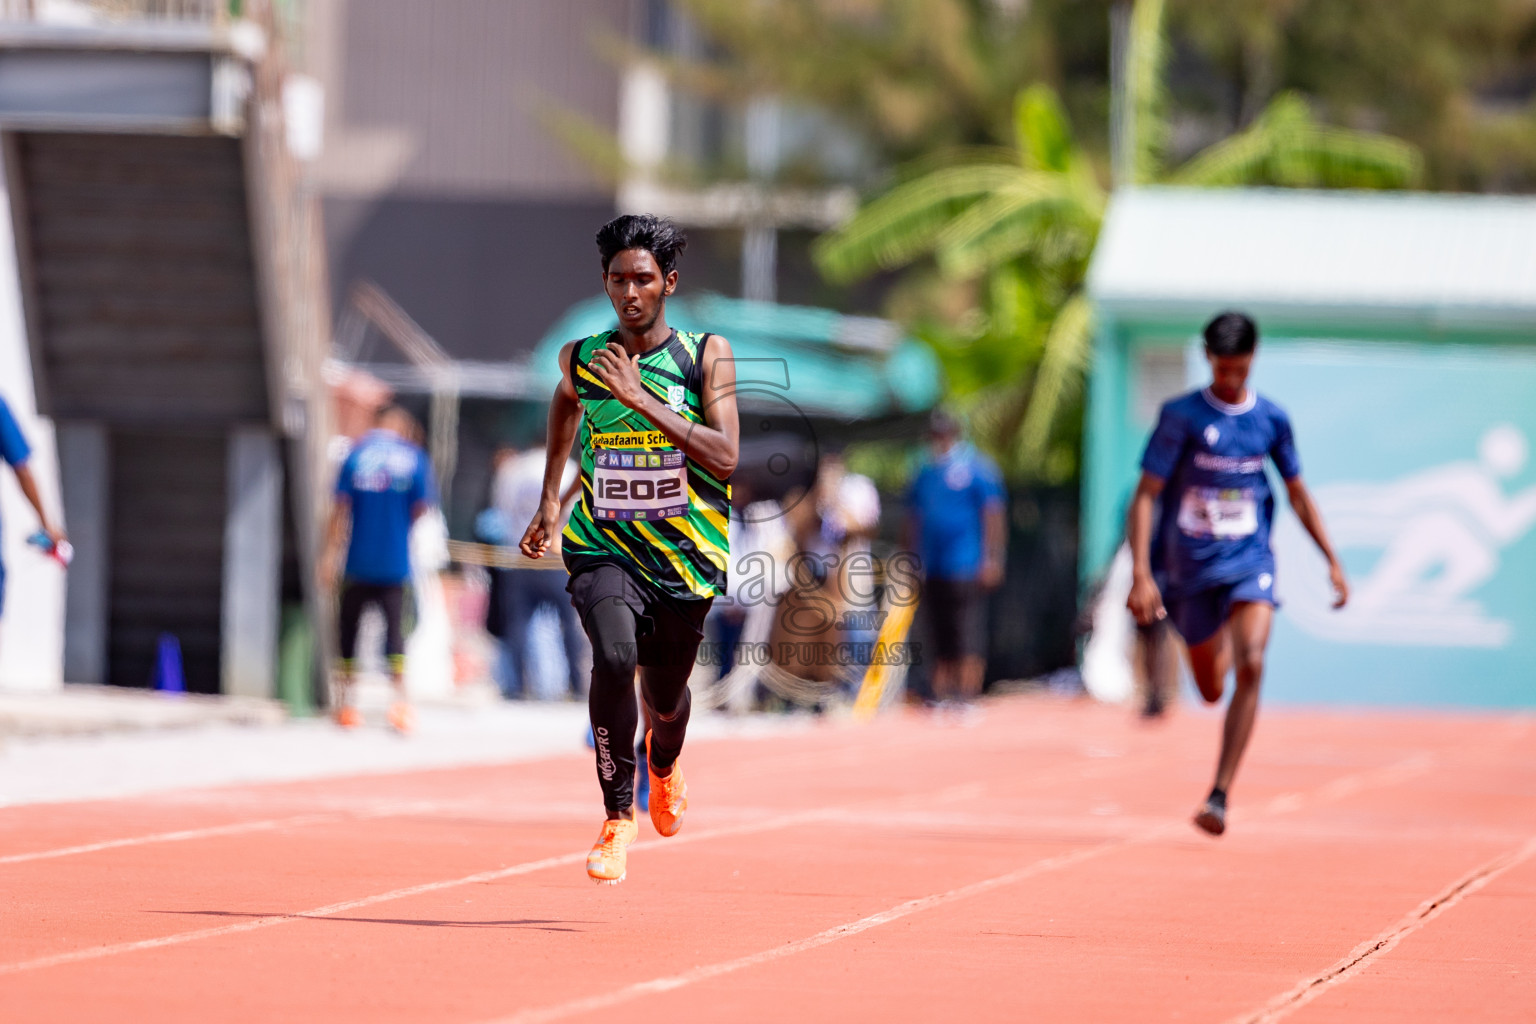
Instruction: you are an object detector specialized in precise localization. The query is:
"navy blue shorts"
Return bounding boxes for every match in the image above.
[1165,571,1277,647]
[0,560,6,617]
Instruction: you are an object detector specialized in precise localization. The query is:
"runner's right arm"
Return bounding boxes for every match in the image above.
[1126,471,1167,625]
[520,341,582,559]
[11,462,65,549]
[1128,403,1188,625]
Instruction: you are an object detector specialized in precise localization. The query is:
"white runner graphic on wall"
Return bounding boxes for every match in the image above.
[1276,425,1536,647]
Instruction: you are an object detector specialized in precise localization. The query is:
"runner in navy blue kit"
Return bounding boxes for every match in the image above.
[1126,312,1348,836]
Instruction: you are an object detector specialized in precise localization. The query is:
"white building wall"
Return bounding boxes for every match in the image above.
[0,170,64,691]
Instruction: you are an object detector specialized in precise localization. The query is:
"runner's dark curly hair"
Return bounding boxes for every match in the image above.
[596,214,688,276]
[1203,311,1258,356]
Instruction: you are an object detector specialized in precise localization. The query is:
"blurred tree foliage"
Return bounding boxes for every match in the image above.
[647,0,1536,479]
[814,79,1415,478]
[661,0,1536,191]
[1160,0,1536,192]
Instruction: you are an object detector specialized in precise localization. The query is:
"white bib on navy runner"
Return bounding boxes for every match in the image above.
[1176,486,1259,540]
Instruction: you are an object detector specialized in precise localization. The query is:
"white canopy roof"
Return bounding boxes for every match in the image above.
[1089,188,1536,327]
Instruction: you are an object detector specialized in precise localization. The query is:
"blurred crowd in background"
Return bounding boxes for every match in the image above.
[2,0,1535,711]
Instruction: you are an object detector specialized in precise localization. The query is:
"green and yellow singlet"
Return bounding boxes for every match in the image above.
[560,328,730,600]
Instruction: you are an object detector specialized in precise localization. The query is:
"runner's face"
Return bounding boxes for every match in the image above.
[603,249,676,333]
[1206,352,1253,404]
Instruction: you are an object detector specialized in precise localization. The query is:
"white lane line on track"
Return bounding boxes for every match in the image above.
[0,731,1477,981]
[1227,833,1536,1024]
[0,799,609,868]
[0,808,835,977]
[483,829,1175,1024]
[0,800,453,867]
[0,815,340,866]
[476,746,1466,1024]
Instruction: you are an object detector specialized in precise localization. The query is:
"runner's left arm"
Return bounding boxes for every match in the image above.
[1284,478,1348,608]
[1271,409,1347,608]
[589,335,739,479]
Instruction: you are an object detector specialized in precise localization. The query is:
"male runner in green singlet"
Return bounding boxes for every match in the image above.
[521,214,738,884]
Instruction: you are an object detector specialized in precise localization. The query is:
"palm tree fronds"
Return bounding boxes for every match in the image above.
[1015,292,1093,474]
[812,163,1025,282]
[1013,84,1076,174]
[936,193,1098,280]
[931,172,1067,245]
[1172,91,1424,189]
[1126,0,1169,184]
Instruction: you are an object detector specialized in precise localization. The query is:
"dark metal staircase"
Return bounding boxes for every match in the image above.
[1,0,332,699]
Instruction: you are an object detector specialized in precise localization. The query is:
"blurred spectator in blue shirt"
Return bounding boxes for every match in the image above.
[904,410,1007,709]
[322,406,436,731]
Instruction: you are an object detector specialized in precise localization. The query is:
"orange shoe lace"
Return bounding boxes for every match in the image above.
[654,766,684,811]
[597,820,626,853]
[589,816,635,872]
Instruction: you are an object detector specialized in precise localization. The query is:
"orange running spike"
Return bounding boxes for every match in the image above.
[646,730,688,837]
[586,812,639,884]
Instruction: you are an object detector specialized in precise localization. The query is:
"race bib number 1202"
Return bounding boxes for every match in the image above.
[592,448,688,521]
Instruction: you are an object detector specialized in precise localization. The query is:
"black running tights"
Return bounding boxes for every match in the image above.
[585,596,693,815]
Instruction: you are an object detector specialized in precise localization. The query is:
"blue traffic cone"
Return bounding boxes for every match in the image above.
[153,633,185,693]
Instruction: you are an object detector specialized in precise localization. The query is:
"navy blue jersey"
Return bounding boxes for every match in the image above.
[336,430,436,585]
[1140,388,1301,598]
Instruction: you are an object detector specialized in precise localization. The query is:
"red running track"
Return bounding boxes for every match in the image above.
[1,694,1533,1022]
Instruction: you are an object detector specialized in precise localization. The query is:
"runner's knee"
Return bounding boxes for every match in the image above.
[586,598,638,686]
[1194,671,1224,704]
[592,637,637,685]
[648,679,689,721]
[1236,647,1265,683]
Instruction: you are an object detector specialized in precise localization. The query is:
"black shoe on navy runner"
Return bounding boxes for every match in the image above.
[1193,788,1227,837]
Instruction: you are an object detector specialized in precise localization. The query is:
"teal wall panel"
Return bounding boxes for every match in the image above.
[1255,340,1536,707]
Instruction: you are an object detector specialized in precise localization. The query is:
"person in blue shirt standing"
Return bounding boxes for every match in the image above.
[322,406,437,733]
[0,394,66,634]
[1126,312,1348,837]
[905,410,1007,712]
